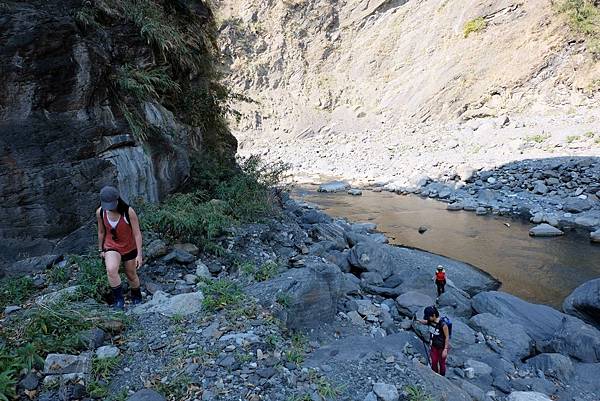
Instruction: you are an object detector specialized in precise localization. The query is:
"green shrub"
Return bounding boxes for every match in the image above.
[73,254,111,301]
[567,135,581,143]
[200,278,245,312]
[405,384,434,401]
[463,17,487,38]
[560,0,600,35]
[525,134,550,143]
[91,356,121,380]
[48,264,70,285]
[140,191,233,242]
[0,369,17,401]
[0,276,34,309]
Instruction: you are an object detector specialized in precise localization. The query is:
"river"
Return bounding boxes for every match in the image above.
[293,187,600,308]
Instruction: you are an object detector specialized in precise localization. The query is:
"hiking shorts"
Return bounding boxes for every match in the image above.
[104,248,138,262]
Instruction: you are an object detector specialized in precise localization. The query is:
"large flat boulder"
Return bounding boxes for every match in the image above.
[348,242,499,295]
[472,291,565,342]
[563,278,600,328]
[540,317,600,363]
[469,312,534,361]
[248,257,342,329]
[525,353,574,383]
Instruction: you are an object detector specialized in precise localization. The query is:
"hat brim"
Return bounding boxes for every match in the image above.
[101,200,118,211]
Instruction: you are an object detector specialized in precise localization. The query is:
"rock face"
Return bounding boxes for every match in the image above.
[563,278,600,328]
[248,257,343,329]
[0,0,236,268]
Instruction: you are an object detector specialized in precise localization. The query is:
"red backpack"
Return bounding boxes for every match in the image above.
[435,271,446,281]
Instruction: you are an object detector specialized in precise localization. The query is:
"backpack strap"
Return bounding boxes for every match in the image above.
[100,207,106,250]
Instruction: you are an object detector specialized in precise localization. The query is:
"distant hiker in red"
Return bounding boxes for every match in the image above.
[434,265,446,297]
[96,186,144,310]
[417,306,451,376]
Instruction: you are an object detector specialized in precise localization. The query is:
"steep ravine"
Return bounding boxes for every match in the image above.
[215,0,600,185]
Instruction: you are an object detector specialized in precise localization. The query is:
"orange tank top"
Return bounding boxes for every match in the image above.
[102,209,136,254]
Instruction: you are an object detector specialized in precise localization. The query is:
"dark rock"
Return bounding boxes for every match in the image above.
[145,239,168,259]
[525,353,574,382]
[395,291,435,317]
[341,273,361,295]
[163,249,195,264]
[563,278,600,328]
[78,328,105,350]
[5,254,61,277]
[438,288,473,318]
[248,257,342,329]
[362,284,403,298]
[300,209,331,225]
[472,291,567,342]
[19,372,39,390]
[360,271,384,286]
[323,250,351,273]
[59,383,86,401]
[127,389,167,401]
[257,367,276,379]
[382,273,403,288]
[469,312,534,361]
[563,197,592,213]
[540,317,600,362]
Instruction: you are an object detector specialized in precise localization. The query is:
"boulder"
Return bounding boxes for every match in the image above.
[372,383,399,401]
[195,260,212,279]
[465,359,493,376]
[318,181,351,193]
[591,229,600,243]
[127,389,167,401]
[132,291,204,316]
[163,249,195,264]
[173,243,199,255]
[348,189,363,196]
[78,328,105,350]
[469,313,534,361]
[451,320,477,349]
[145,239,168,259]
[341,273,361,295]
[348,242,498,295]
[528,224,563,237]
[356,299,381,317]
[248,257,342,329]
[5,254,62,277]
[438,288,473,318]
[507,391,552,401]
[95,345,119,360]
[472,291,566,342]
[525,353,574,382]
[44,353,91,376]
[540,317,600,362]
[395,291,435,317]
[563,278,600,328]
[36,286,82,305]
[323,250,351,273]
[300,209,332,225]
[361,271,384,286]
[563,198,592,213]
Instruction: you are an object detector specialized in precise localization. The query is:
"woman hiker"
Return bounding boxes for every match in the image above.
[433,265,446,298]
[96,185,144,309]
[416,306,451,376]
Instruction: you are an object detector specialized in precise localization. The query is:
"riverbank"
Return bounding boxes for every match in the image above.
[2,195,600,401]
[293,187,600,308]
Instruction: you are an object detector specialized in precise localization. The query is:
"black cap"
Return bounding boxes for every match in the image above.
[100,186,119,211]
[423,305,439,320]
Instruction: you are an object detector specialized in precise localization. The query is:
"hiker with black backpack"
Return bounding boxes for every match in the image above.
[96,186,144,309]
[415,306,451,376]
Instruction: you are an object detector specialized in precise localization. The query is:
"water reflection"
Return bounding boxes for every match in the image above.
[294,187,600,308]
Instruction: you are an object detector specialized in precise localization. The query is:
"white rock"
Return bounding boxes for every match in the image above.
[132,290,204,316]
[507,391,552,401]
[372,382,399,401]
[95,345,119,360]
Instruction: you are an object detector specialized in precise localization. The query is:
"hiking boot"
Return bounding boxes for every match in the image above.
[130,287,142,305]
[111,284,125,310]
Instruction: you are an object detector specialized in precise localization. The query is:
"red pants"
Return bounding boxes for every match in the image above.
[430,346,447,376]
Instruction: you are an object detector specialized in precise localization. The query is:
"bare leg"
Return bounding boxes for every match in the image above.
[104,251,122,287]
[123,258,140,288]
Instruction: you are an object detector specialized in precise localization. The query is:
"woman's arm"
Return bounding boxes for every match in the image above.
[442,324,450,357]
[96,208,105,253]
[129,207,143,266]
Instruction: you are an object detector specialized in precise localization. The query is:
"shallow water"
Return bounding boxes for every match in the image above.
[293,187,600,308]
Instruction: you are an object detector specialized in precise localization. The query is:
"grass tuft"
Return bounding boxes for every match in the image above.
[464,17,487,38]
